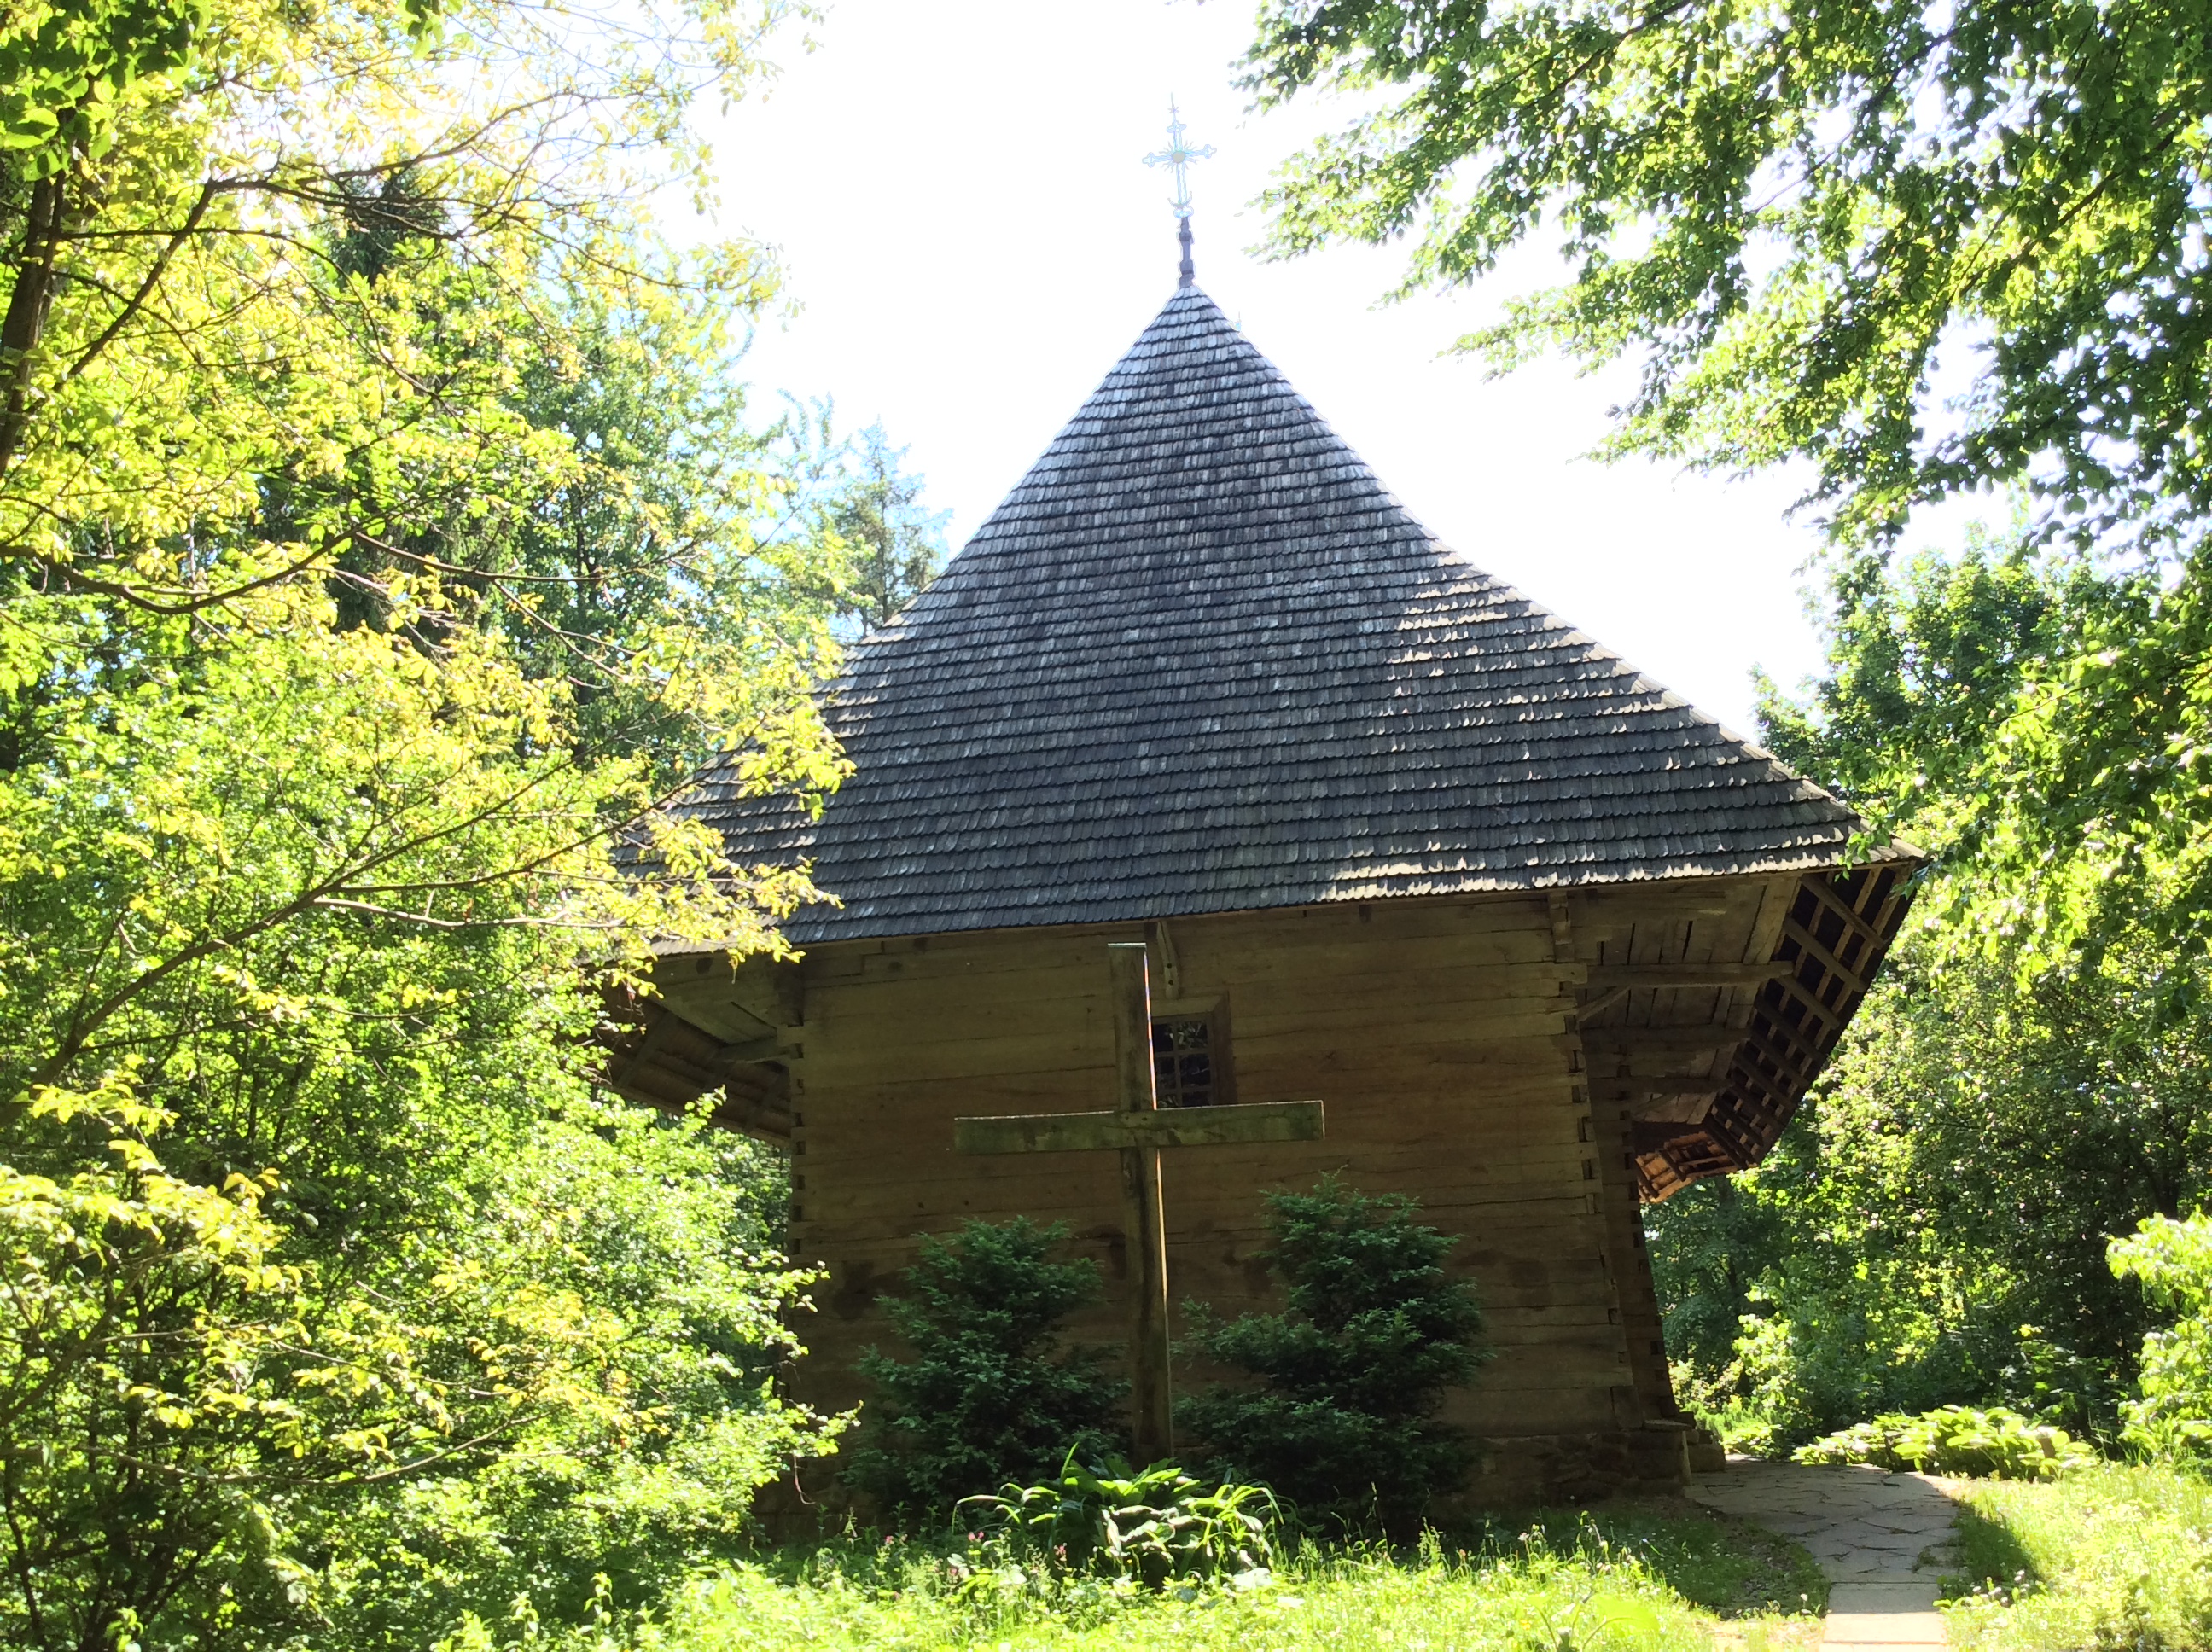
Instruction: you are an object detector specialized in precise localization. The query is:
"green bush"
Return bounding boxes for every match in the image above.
[1178,1178,1489,1533]
[1792,1406,2093,1480]
[842,1219,1126,1521]
[2107,1210,2212,1462]
[960,1452,1278,1591]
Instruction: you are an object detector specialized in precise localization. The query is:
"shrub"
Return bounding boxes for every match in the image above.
[2107,1211,2212,1462]
[842,1219,1125,1521]
[1177,1178,1489,1533]
[960,1451,1278,1591]
[1792,1405,2093,1479]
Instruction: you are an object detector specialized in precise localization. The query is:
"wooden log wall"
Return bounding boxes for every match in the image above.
[775,891,1698,1476]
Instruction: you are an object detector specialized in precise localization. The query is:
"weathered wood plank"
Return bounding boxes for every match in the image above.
[791,1018,1577,1088]
[805,958,1579,1043]
[1586,961,1792,991]
[795,1171,1604,1224]
[795,896,1558,990]
[795,1079,1586,1147]
[1581,1027,1746,1055]
[953,1099,1326,1155]
[801,1137,1596,1195]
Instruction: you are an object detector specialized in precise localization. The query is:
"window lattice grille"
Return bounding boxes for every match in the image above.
[1152,1016,1216,1108]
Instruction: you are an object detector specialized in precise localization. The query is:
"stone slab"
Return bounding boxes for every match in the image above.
[1830,1582,1942,1613]
[1823,1611,1947,1644]
[1687,1459,1962,1649]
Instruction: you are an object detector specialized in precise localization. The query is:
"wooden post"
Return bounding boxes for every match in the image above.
[1107,941,1173,1464]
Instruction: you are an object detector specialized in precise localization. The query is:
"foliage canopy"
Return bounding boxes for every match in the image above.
[2108,1211,2212,1461]
[1246,0,2212,558]
[0,1,869,1646]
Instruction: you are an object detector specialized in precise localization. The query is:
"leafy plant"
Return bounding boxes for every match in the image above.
[842,1219,1126,1521]
[2108,1211,2212,1463]
[1792,1406,2093,1480]
[959,1451,1278,1591]
[1178,1178,1488,1533]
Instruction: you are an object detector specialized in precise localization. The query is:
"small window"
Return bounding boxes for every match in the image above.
[1152,1015,1222,1108]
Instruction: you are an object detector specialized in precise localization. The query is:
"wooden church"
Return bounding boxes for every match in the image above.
[605,280,1918,1503]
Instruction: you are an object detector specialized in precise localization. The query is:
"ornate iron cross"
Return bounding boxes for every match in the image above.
[1143,99,1215,220]
[1144,100,1216,287]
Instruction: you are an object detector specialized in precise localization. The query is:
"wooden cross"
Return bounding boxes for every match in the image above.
[953,942,1324,1465]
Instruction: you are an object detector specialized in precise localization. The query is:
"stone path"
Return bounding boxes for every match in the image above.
[1689,1459,1964,1649]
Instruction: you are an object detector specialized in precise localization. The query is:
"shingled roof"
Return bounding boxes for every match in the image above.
[685,285,1893,945]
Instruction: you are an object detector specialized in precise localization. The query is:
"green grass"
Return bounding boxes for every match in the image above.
[1507,1504,1829,1620]
[467,1511,1825,1652]
[1941,1461,2212,1649]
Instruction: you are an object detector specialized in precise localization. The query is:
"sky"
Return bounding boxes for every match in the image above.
[697,0,1861,736]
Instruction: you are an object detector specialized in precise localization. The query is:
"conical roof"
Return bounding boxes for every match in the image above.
[690,286,1883,944]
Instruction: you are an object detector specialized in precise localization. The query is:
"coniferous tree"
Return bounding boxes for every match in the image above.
[824,424,948,634]
[1179,1179,1487,1534]
[845,1219,1126,1522]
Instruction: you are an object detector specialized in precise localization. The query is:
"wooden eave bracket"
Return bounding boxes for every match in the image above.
[1632,858,1924,1201]
[1580,960,1790,1019]
[595,988,795,1144]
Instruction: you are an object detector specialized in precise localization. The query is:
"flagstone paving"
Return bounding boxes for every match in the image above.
[1689,1459,1965,1650]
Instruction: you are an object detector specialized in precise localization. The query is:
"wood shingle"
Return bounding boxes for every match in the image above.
[686,285,1901,942]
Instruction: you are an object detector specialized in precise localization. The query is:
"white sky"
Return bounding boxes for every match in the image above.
[698,0,1858,736]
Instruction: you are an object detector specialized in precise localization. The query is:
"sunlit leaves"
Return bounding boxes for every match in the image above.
[1248,1,2212,552]
[2110,1211,2212,1457]
[0,2,854,1646]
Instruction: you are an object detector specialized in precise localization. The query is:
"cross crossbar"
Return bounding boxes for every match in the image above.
[955,1098,1323,1156]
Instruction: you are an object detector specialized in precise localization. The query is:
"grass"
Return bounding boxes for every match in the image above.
[474,1507,1825,1652]
[1507,1503,1828,1620]
[1941,1461,2212,1649]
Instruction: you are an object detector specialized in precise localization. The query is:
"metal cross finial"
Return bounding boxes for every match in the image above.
[1144,99,1214,218]
[1143,99,1215,286]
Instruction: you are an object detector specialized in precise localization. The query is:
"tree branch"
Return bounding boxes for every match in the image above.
[0,172,70,485]
[60,180,218,388]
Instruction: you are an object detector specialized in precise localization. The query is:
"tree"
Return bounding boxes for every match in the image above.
[1178,1179,1487,1534]
[820,423,948,635]
[1244,0,2212,558]
[0,2,861,1645]
[843,1219,1126,1523]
